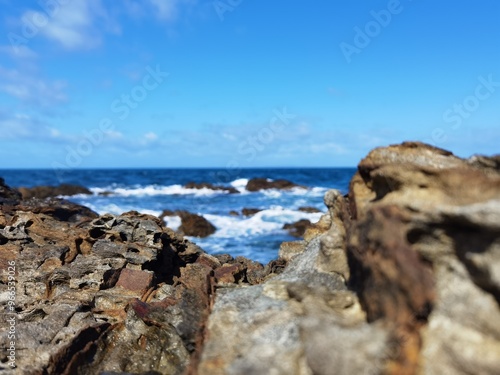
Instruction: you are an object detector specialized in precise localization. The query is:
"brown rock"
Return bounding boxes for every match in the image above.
[241,208,262,216]
[298,206,322,213]
[246,178,303,191]
[116,269,154,294]
[283,219,312,237]
[178,211,216,238]
[18,184,92,199]
[214,263,245,284]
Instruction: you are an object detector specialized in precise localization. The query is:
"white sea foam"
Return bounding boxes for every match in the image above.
[83,202,162,218]
[89,185,228,197]
[203,206,323,238]
[163,215,181,231]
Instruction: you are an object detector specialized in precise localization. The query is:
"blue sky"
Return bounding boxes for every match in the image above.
[0,0,499,169]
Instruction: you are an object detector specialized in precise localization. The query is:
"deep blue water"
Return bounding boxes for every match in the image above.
[1,168,356,263]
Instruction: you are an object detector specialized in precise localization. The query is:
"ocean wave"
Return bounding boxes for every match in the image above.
[83,202,162,218]
[89,185,229,197]
[203,206,323,238]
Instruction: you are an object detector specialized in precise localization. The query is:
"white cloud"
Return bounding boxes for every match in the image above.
[0,45,37,59]
[0,111,66,141]
[144,132,159,141]
[149,0,179,20]
[0,66,67,107]
[147,0,196,21]
[104,130,124,140]
[20,0,119,50]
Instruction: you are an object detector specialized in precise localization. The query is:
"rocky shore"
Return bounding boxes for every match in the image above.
[1,142,499,374]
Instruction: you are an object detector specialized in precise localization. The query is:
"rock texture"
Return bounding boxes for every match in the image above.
[197,142,500,375]
[0,195,277,374]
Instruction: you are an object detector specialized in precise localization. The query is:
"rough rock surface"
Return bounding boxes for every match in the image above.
[246,178,303,191]
[17,184,92,199]
[0,192,280,374]
[197,142,500,375]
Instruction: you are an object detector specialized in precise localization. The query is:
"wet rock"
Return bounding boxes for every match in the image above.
[298,206,322,213]
[241,208,262,216]
[283,219,312,237]
[18,184,92,199]
[184,182,239,194]
[246,178,303,191]
[177,211,216,238]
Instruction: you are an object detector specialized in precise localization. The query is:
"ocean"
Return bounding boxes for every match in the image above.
[0,168,356,264]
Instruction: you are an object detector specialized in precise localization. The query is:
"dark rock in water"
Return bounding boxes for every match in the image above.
[184,181,239,194]
[283,219,312,237]
[159,209,177,220]
[241,208,262,216]
[177,211,216,238]
[228,210,239,216]
[298,206,322,213]
[246,177,303,191]
[18,184,92,199]
[0,177,22,205]
[98,191,113,196]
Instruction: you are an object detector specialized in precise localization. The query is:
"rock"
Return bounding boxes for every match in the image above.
[228,210,239,216]
[18,198,98,222]
[246,178,303,191]
[197,142,500,375]
[298,206,322,213]
[115,269,154,294]
[177,211,216,238]
[0,199,224,374]
[0,177,22,205]
[214,263,245,284]
[346,141,500,374]
[17,184,92,199]
[241,208,262,216]
[283,219,312,237]
[184,182,239,194]
[159,209,177,219]
[279,241,307,262]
